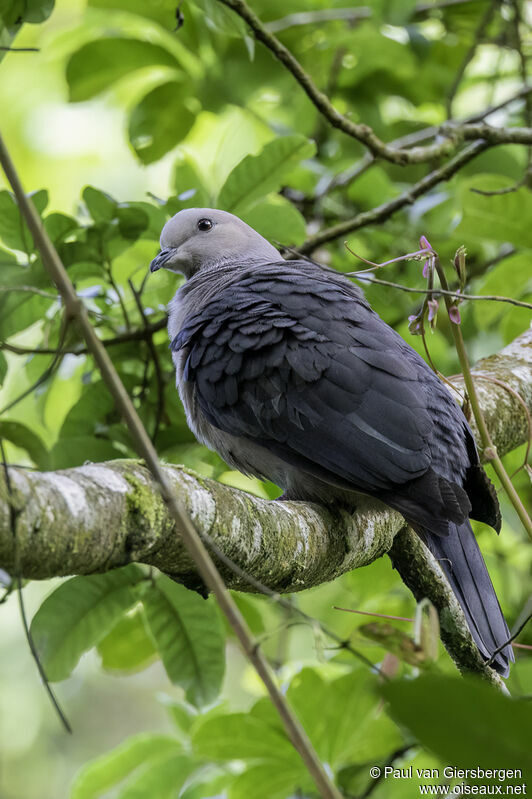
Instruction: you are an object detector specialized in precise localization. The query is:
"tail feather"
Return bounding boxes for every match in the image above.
[423,520,513,677]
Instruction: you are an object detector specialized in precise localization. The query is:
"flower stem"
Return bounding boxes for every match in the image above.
[434,259,532,541]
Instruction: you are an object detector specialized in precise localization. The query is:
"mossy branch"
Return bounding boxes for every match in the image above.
[0,326,530,683]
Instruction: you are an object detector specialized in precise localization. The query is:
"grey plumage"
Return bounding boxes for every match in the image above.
[151,208,513,676]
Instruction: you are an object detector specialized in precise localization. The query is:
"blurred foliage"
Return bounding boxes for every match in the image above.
[0,0,531,797]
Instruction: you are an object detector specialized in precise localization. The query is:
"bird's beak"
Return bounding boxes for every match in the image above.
[150,248,174,273]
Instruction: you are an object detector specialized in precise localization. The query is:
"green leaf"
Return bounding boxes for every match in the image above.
[189,0,254,56]
[217,135,316,214]
[501,303,532,345]
[44,212,79,243]
[50,378,131,467]
[228,593,265,636]
[171,157,211,208]
[382,675,532,784]
[230,762,312,799]
[129,81,196,164]
[116,752,196,799]
[0,291,53,340]
[193,713,295,763]
[23,0,55,24]
[381,0,417,24]
[58,380,117,438]
[87,0,176,28]
[179,774,229,799]
[97,609,157,673]
[0,245,17,266]
[143,576,225,707]
[70,733,182,799]
[159,696,198,736]
[0,421,49,468]
[83,186,117,223]
[30,565,145,681]
[116,205,150,239]
[456,176,532,249]
[241,196,307,246]
[0,351,7,386]
[0,0,54,61]
[118,201,167,239]
[473,253,532,330]
[287,668,402,768]
[0,189,48,252]
[66,39,180,102]
[50,436,124,469]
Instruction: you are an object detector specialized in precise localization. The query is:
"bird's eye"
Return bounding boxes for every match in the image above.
[197,218,213,232]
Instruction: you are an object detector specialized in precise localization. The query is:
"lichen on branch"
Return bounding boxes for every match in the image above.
[0,327,530,683]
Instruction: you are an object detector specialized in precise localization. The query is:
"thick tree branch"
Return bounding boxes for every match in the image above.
[317,87,532,197]
[300,141,489,253]
[1,327,530,683]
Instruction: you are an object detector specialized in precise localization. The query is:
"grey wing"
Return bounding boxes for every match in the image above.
[172,264,442,495]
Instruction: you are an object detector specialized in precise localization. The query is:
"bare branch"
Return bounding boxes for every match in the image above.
[443,122,532,146]
[318,86,532,197]
[0,317,167,357]
[216,0,532,165]
[300,141,489,253]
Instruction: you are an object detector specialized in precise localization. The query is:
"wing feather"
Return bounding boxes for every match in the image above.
[174,262,463,493]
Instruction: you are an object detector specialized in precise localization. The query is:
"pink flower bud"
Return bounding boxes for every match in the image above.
[427,299,439,322]
[419,235,431,250]
[449,306,461,325]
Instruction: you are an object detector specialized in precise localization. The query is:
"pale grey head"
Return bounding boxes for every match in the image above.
[150,208,281,278]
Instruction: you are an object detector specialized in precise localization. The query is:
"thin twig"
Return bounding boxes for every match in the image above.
[103,256,131,331]
[197,524,381,674]
[0,47,39,52]
[0,131,342,799]
[128,279,166,441]
[470,177,527,196]
[0,440,72,732]
[334,607,414,623]
[446,0,497,118]
[486,611,532,667]
[300,141,489,253]
[318,86,532,197]
[0,316,70,416]
[0,317,167,357]
[359,745,418,799]
[350,273,532,310]
[0,285,59,299]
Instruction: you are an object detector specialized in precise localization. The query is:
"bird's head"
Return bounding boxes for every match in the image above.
[150,208,281,278]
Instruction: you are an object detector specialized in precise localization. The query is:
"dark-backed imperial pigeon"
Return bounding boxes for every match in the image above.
[150,208,513,676]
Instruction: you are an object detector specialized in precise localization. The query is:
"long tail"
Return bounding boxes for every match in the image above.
[423,520,513,677]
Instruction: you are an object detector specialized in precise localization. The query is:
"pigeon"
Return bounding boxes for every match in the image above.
[151,207,513,676]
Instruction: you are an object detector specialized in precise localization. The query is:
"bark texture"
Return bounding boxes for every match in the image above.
[0,326,530,681]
